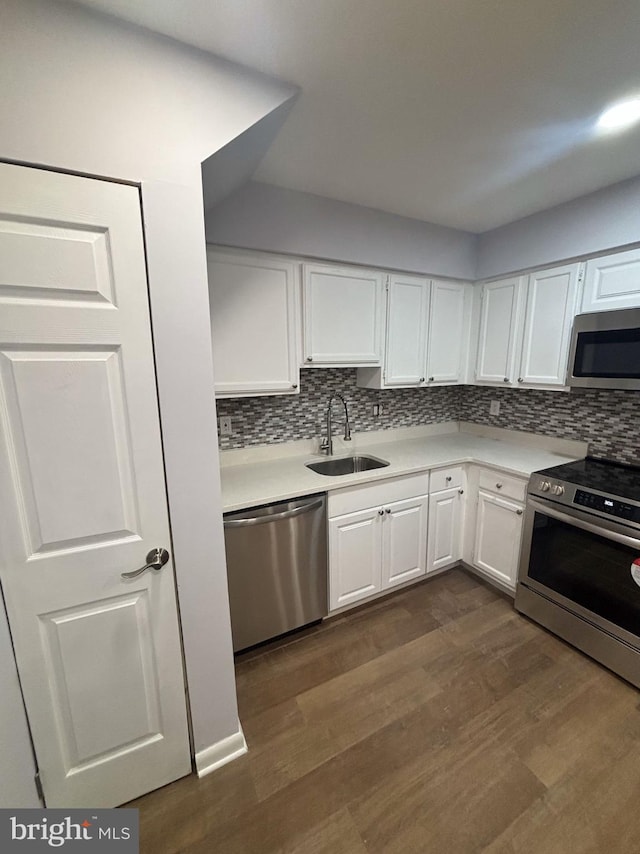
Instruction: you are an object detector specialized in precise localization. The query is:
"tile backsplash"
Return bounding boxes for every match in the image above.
[216,371,640,466]
[459,386,640,466]
[216,369,459,450]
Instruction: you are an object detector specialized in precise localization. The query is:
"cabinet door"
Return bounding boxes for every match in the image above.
[427,280,467,383]
[329,508,382,611]
[518,264,580,386]
[473,491,524,589]
[381,496,429,591]
[582,248,640,312]
[384,274,429,385]
[303,264,384,365]
[475,277,524,384]
[427,488,462,573]
[208,250,300,396]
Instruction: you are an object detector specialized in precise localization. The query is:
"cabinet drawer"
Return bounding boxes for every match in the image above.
[478,469,526,502]
[328,471,430,518]
[430,465,464,492]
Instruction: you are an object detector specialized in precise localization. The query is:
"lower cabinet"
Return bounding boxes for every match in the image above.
[468,467,526,591]
[427,465,465,573]
[328,473,429,612]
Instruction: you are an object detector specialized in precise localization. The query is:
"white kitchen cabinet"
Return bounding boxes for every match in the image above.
[207,248,300,397]
[475,263,581,388]
[475,276,525,384]
[328,473,429,612]
[473,492,524,590]
[328,507,382,610]
[383,273,429,386]
[357,276,470,389]
[426,279,468,383]
[381,495,430,590]
[302,263,384,365]
[427,465,464,574]
[582,247,640,312]
[427,488,463,573]
[467,467,526,592]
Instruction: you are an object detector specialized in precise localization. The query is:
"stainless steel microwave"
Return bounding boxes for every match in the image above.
[568,307,640,391]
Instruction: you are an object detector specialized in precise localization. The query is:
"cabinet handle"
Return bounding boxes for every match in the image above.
[292,383,298,389]
[306,357,313,362]
[517,377,523,383]
[516,509,523,516]
[419,377,425,383]
[385,507,391,514]
[446,476,452,482]
[378,508,384,516]
[459,489,464,494]
[429,376,434,382]
[503,377,509,382]
[496,482,503,489]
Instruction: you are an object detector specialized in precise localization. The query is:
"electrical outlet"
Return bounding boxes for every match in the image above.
[489,400,500,416]
[372,403,383,417]
[219,416,233,435]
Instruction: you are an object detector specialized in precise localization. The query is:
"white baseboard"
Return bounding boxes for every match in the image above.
[194,726,247,778]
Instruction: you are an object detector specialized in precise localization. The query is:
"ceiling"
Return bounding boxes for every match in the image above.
[70,0,640,232]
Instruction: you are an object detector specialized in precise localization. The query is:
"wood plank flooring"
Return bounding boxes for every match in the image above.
[128,569,640,853]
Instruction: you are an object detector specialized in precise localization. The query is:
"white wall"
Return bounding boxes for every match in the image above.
[0,0,297,794]
[206,181,478,280]
[477,175,640,279]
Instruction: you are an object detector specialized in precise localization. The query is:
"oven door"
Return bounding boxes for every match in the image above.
[518,496,640,649]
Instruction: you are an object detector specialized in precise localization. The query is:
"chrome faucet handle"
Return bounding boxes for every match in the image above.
[344,421,352,441]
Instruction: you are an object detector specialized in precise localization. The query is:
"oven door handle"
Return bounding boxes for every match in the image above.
[528,497,640,550]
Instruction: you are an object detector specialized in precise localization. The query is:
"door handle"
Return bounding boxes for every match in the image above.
[121,547,170,579]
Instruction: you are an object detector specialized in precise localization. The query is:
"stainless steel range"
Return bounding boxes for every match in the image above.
[515,457,640,688]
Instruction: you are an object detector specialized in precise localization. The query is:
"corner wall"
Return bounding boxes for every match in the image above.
[206,181,478,281]
[0,0,297,794]
[476,175,640,279]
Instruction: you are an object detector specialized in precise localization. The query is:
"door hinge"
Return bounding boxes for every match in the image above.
[34,772,45,804]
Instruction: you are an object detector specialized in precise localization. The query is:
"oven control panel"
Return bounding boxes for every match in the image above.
[574,489,640,523]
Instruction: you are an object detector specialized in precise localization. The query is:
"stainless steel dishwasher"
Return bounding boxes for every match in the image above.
[223,493,327,652]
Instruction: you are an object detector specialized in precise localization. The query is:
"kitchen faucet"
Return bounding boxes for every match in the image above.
[321,393,352,455]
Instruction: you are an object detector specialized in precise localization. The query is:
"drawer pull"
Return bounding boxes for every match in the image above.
[516,509,523,516]
[446,475,452,482]
[459,489,464,495]
[496,482,503,489]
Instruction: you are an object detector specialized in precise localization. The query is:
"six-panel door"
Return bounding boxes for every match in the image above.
[0,163,191,807]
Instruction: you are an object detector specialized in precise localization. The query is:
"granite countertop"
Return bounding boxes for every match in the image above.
[220,425,586,513]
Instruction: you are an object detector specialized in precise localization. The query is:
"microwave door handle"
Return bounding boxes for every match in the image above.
[528,497,640,550]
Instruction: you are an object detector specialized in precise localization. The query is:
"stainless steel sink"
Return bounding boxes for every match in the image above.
[306,455,390,476]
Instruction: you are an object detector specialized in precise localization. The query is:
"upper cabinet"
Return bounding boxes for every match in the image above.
[302,263,384,366]
[207,249,300,397]
[475,277,524,385]
[475,263,582,388]
[358,275,470,389]
[582,247,640,313]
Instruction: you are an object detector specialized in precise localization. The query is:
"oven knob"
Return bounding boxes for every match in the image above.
[551,484,565,496]
[539,480,551,492]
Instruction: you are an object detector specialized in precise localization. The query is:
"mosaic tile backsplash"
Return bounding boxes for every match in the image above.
[459,385,640,466]
[216,370,640,466]
[216,369,459,450]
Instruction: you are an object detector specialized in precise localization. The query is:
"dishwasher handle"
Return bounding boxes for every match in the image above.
[224,497,324,528]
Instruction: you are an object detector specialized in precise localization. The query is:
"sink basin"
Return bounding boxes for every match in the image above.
[306,455,390,476]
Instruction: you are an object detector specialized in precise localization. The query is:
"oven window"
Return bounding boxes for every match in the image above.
[528,511,640,637]
[574,328,640,378]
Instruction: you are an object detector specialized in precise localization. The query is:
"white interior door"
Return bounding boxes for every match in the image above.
[0,163,191,807]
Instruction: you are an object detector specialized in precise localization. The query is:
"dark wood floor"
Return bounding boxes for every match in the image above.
[129,569,640,853]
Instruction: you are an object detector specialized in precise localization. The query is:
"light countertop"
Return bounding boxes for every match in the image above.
[220,424,586,513]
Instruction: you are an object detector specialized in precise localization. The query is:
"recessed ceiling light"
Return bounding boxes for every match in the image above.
[597,98,640,131]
